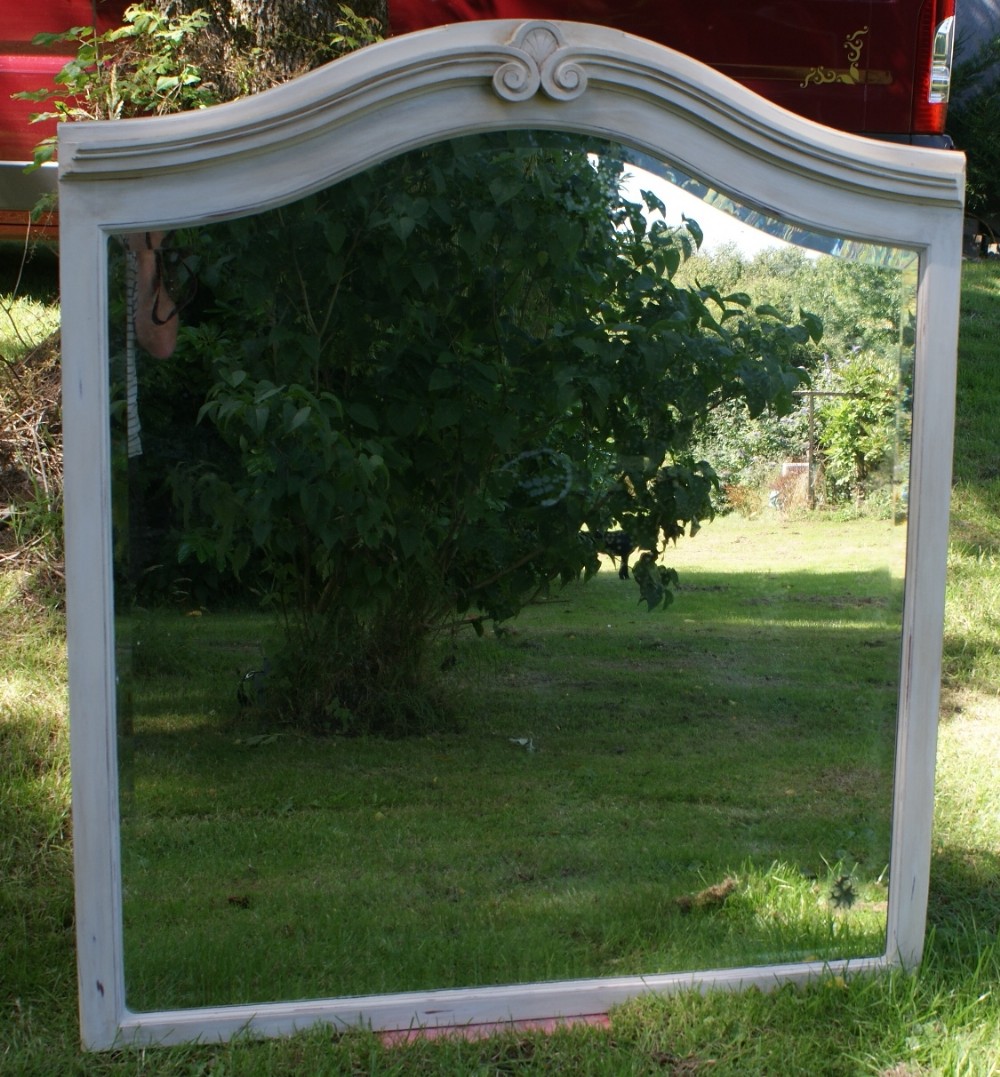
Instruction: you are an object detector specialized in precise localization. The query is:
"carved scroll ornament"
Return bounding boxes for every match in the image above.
[493,21,588,101]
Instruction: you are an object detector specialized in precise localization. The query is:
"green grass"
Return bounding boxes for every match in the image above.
[4,262,1000,1074]
[0,245,59,356]
[0,577,78,1071]
[117,515,900,1010]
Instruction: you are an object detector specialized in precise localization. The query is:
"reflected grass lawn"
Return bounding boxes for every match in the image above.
[119,515,902,1010]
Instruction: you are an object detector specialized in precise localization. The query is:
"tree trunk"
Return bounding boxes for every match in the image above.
[155,0,387,99]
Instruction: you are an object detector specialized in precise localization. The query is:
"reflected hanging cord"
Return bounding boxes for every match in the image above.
[124,240,143,459]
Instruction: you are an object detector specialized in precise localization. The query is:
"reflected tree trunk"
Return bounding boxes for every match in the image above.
[154,0,388,99]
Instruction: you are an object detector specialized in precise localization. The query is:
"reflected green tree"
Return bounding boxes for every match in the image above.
[164,135,816,732]
[682,246,909,509]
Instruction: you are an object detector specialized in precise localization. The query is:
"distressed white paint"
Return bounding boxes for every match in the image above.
[59,18,965,1052]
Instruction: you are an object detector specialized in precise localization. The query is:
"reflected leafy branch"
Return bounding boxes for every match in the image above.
[136,133,817,733]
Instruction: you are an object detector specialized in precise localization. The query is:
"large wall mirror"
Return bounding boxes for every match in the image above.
[58,20,964,1050]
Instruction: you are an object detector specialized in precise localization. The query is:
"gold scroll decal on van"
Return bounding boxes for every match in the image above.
[801,27,872,88]
[720,26,888,87]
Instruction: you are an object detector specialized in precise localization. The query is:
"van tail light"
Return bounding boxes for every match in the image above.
[929,14,956,103]
[912,0,956,134]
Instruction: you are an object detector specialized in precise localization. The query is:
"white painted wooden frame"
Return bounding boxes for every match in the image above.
[59,19,964,1051]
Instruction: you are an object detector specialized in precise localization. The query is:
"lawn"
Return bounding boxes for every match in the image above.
[2,258,999,1074]
[118,514,901,1011]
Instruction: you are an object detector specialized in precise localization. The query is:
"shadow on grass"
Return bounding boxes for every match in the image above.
[949,480,1000,557]
[0,240,59,302]
[118,563,903,727]
[928,843,1000,938]
[0,715,77,1019]
[940,635,1000,701]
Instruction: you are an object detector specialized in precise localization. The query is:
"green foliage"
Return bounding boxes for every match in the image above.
[684,245,909,509]
[299,2,384,61]
[816,355,899,501]
[13,5,217,172]
[12,0,385,180]
[158,134,812,732]
[198,2,384,99]
[0,303,63,598]
[948,34,1000,223]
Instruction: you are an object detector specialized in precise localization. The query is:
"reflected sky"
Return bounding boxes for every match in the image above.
[622,150,920,269]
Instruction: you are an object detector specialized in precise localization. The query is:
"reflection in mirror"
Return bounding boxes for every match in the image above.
[110,132,914,1012]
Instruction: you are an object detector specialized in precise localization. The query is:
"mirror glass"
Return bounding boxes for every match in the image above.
[109,131,915,1012]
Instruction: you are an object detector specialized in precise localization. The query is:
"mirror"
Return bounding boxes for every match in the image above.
[108,132,916,1012]
[58,18,963,1048]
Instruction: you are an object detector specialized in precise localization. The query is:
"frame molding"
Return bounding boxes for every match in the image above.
[58,19,964,1050]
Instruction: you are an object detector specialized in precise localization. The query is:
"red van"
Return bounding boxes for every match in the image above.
[0,0,956,230]
[0,1,131,233]
[389,0,957,144]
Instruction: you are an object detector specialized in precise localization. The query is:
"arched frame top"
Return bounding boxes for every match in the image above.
[58,19,965,1051]
[58,20,963,237]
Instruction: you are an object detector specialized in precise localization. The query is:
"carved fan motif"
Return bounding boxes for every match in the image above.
[493,21,588,102]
